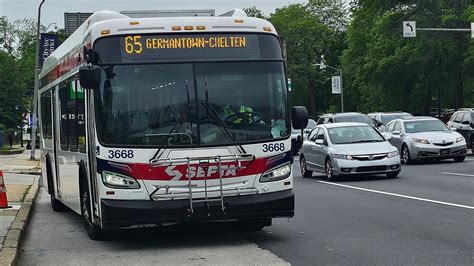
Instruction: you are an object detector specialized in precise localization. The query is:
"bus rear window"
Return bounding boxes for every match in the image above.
[94,33,282,63]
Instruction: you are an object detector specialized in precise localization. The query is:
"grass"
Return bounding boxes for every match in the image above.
[21,184,32,201]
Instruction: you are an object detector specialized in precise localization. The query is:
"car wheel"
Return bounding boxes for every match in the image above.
[453,156,465,162]
[325,158,338,181]
[386,171,399,179]
[300,155,312,178]
[80,178,104,240]
[401,145,412,164]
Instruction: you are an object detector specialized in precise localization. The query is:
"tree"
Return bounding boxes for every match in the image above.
[270,2,349,116]
[342,0,472,114]
[243,6,267,19]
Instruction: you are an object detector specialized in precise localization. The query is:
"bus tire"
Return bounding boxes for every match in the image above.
[80,172,104,240]
[46,156,68,212]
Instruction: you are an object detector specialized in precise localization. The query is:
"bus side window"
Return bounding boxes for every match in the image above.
[59,83,68,151]
[40,91,53,141]
[76,79,86,153]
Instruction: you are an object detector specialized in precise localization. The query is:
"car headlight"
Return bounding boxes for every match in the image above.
[412,138,430,144]
[387,150,399,158]
[260,163,291,183]
[331,154,353,160]
[102,171,140,189]
[456,136,465,143]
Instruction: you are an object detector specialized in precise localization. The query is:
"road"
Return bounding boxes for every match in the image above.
[18,158,473,265]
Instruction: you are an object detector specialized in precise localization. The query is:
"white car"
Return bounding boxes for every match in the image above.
[300,122,401,181]
[384,117,467,163]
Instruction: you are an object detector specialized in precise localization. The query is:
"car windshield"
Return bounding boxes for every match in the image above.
[306,119,317,129]
[94,62,289,147]
[336,114,374,125]
[381,114,411,125]
[404,120,450,133]
[328,125,385,144]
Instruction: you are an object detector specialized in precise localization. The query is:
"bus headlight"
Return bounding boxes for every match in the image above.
[102,171,140,189]
[260,163,291,183]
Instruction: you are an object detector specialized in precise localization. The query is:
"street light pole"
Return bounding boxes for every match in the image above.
[314,60,344,112]
[30,0,45,161]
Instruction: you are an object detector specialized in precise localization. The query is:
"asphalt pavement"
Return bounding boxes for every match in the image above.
[17,158,473,265]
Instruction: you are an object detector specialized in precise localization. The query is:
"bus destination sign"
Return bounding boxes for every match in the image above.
[124,35,248,54]
[94,33,282,63]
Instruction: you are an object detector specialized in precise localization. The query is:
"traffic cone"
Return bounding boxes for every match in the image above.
[0,170,12,209]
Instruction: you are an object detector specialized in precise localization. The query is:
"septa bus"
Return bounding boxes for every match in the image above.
[38,9,308,240]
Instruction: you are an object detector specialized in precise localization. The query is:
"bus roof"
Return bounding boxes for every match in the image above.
[39,10,278,81]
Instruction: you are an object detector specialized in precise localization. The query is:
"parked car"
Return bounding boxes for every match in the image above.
[384,117,467,163]
[317,112,378,128]
[299,122,401,181]
[291,119,317,155]
[368,112,413,130]
[447,109,473,149]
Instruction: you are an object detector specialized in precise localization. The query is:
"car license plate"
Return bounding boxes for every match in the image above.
[440,148,450,155]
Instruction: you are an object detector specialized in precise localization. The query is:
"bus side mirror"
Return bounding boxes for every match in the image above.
[79,65,101,90]
[292,106,308,130]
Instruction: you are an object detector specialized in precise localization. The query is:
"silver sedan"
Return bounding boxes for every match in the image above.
[299,123,401,181]
[384,117,467,163]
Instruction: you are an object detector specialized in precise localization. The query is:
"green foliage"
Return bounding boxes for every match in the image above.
[342,0,473,114]
[268,2,349,117]
[243,6,267,19]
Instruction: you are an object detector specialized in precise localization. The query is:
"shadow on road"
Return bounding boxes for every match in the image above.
[55,208,281,249]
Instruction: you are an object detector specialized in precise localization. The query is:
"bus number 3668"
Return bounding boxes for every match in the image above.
[108,150,134,159]
[262,143,285,152]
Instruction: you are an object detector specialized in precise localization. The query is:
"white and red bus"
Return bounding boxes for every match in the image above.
[38,9,308,240]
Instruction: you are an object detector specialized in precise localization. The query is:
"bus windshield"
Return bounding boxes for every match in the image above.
[94,62,289,147]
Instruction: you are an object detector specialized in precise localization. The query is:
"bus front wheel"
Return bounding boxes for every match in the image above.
[80,178,104,240]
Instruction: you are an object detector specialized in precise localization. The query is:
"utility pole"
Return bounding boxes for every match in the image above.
[314,55,344,112]
[30,0,45,161]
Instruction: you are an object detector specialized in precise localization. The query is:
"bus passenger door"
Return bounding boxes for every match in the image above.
[56,78,83,213]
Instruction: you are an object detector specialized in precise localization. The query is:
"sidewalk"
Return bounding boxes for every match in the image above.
[0,149,41,175]
[0,150,40,265]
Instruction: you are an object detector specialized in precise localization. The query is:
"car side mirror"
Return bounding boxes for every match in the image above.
[392,130,401,135]
[79,65,101,90]
[383,132,393,140]
[291,106,309,130]
[315,139,324,145]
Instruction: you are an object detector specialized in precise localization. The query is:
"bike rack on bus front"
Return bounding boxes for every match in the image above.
[149,154,258,215]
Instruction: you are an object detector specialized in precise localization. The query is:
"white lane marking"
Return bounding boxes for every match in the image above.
[316,180,474,210]
[441,172,474,177]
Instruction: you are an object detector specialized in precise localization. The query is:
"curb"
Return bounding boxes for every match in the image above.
[2,170,42,176]
[0,177,39,266]
[0,149,25,155]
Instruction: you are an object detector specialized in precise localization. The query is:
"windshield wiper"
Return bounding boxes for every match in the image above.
[350,140,384,143]
[202,77,247,154]
[164,80,194,143]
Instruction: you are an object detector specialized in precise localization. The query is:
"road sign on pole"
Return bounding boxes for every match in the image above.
[332,76,341,94]
[403,21,416,37]
[471,23,474,38]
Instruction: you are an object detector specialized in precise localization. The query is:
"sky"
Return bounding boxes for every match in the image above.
[0,0,308,28]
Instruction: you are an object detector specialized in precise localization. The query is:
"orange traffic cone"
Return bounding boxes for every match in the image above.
[0,170,12,209]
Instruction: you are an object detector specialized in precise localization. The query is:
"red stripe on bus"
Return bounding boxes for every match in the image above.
[129,157,269,181]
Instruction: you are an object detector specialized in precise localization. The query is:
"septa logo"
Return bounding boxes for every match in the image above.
[165,165,245,181]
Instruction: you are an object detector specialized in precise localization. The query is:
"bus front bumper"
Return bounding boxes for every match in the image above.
[100,190,294,229]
